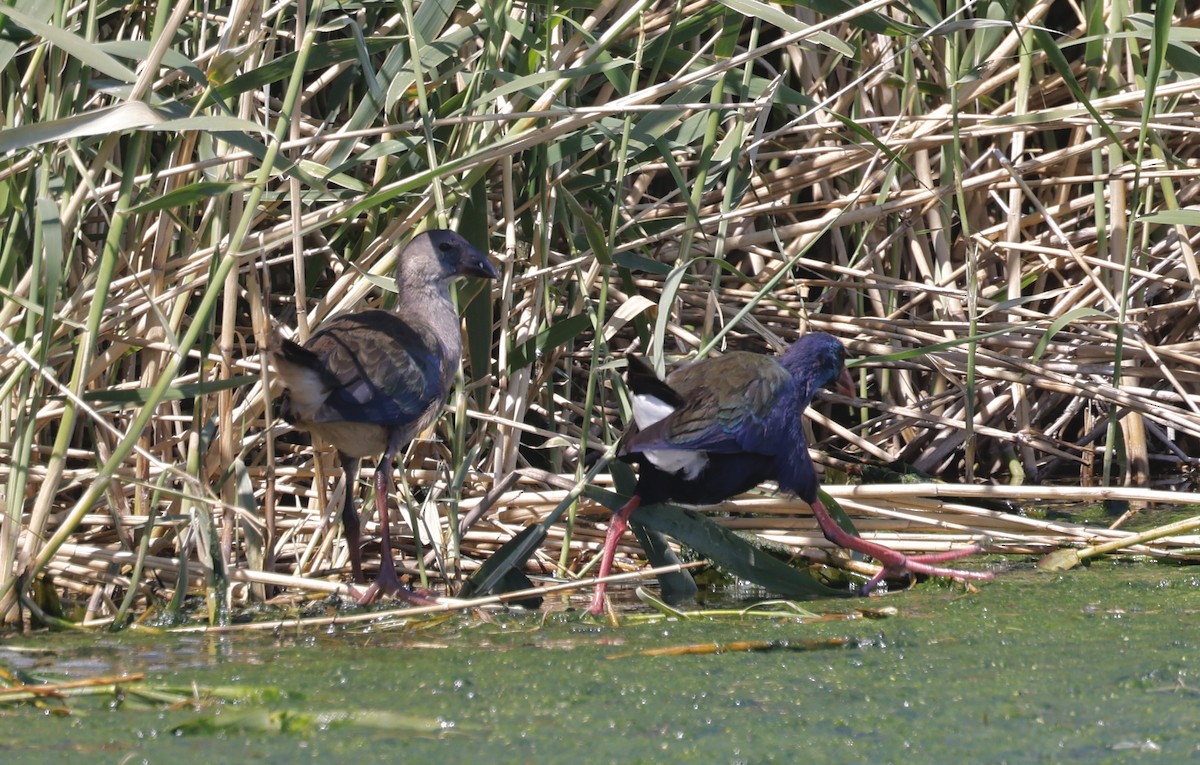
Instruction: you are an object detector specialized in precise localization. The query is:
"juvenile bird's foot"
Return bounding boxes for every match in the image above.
[353,582,436,606]
[353,580,437,606]
[352,557,437,606]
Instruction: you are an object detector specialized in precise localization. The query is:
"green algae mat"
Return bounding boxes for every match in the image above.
[2,563,1196,764]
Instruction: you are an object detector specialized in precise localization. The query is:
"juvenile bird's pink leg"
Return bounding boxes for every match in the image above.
[587,495,643,615]
[354,453,435,606]
[807,498,992,594]
[338,454,365,584]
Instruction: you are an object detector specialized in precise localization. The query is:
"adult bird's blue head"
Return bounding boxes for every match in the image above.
[778,331,854,404]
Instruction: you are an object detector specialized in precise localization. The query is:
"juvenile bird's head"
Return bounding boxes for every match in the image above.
[399,229,499,291]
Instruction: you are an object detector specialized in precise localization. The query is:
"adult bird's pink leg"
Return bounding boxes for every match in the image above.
[587,495,642,615]
[807,498,992,594]
[354,454,435,606]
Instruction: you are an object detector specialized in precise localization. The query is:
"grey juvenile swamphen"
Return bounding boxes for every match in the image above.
[589,332,991,614]
[272,229,497,604]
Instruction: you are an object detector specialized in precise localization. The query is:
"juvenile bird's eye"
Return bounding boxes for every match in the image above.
[439,242,453,253]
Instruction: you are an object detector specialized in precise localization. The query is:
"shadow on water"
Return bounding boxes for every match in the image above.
[2,562,1198,764]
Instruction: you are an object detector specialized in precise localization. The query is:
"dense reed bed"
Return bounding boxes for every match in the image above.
[2,0,1200,626]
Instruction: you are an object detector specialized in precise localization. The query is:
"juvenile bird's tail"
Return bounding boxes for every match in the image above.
[269,328,338,423]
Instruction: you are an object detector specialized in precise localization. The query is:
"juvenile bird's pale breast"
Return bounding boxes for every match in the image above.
[303,420,391,459]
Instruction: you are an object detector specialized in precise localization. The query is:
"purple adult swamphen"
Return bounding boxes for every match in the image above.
[272,229,497,604]
[588,332,992,614]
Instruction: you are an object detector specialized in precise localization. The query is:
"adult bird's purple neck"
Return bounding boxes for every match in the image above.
[779,336,848,403]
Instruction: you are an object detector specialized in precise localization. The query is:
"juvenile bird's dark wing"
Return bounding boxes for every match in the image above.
[623,352,793,457]
[286,310,448,426]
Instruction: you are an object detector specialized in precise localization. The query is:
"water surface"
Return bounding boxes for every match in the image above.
[1,562,1195,764]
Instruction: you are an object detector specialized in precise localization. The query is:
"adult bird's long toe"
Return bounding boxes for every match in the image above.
[589,332,991,615]
[272,229,497,604]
